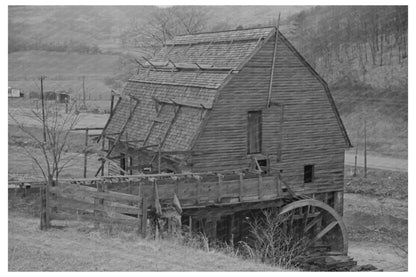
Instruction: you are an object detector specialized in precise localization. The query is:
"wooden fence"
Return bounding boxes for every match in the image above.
[37,181,148,237]
[9,171,296,234]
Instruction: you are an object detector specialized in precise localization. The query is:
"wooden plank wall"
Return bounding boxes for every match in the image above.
[191,33,347,195]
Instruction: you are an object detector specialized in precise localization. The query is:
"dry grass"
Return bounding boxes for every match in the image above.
[344,165,407,200]
[8,102,110,128]
[8,145,101,180]
[8,211,281,271]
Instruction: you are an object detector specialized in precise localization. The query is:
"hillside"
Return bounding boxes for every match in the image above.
[8,6,154,52]
[8,6,306,53]
[283,6,408,158]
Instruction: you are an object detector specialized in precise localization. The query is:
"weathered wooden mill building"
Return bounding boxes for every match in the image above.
[99,27,352,253]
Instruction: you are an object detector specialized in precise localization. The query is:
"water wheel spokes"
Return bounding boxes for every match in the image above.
[279,199,348,255]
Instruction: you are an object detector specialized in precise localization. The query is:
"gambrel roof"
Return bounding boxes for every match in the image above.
[103,27,351,155]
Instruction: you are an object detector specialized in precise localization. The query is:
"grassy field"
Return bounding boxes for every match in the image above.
[8,50,128,100]
[8,167,408,271]
[8,145,101,181]
[342,166,408,271]
[8,210,281,271]
[344,166,408,200]
[9,51,120,79]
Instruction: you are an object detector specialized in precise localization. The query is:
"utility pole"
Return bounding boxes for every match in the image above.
[364,118,367,178]
[353,145,358,177]
[83,128,89,178]
[82,76,86,109]
[40,76,47,144]
[40,76,49,230]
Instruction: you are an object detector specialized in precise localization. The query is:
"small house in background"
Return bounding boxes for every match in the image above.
[28,90,70,103]
[56,91,70,103]
[29,91,40,99]
[44,91,57,101]
[8,87,23,98]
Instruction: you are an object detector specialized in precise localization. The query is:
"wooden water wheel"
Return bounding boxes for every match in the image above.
[279,199,348,255]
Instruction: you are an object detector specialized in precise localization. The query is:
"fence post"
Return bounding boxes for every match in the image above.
[258,173,263,199]
[137,182,143,235]
[94,182,104,228]
[141,197,148,238]
[238,173,244,202]
[217,174,223,203]
[196,176,201,204]
[275,174,283,196]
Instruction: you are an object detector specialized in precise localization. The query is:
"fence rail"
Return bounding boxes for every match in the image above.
[9,171,294,234]
[46,181,147,235]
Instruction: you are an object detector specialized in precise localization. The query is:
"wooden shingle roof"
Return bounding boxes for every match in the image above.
[130,70,230,89]
[154,27,274,69]
[104,27,276,155]
[165,27,274,45]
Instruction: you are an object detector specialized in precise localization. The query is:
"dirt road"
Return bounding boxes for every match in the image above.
[345,153,407,172]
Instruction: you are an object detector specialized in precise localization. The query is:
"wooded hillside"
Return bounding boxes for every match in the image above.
[282,6,408,158]
[286,6,407,89]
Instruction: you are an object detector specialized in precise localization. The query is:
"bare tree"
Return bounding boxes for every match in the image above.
[10,103,80,181]
[123,6,209,55]
[9,97,80,229]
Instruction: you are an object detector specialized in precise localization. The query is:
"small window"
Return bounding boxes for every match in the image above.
[304,165,314,183]
[256,159,269,174]
[120,153,126,175]
[128,156,133,175]
[247,111,262,154]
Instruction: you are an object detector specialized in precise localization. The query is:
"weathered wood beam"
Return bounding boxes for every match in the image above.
[153,97,212,110]
[267,16,280,108]
[97,97,122,143]
[142,103,165,146]
[304,214,322,233]
[94,99,140,176]
[72,127,104,131]
[160,105,181,148]
[309,221,338,246]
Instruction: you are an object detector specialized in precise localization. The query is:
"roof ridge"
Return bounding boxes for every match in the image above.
[172,26,276,38]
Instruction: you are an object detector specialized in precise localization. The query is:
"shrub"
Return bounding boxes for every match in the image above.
[239,209,308,269]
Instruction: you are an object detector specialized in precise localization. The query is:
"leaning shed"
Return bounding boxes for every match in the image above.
[99,27,352,253]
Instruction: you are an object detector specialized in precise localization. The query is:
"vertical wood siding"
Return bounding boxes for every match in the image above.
[191,33,347,193]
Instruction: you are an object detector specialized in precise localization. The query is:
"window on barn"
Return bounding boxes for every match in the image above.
[304,165,314,183]
[128,156,133,175]
[257,158,269,174]
[247,111,262,154]
[120,153,126,175]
